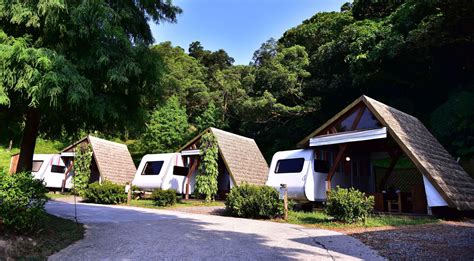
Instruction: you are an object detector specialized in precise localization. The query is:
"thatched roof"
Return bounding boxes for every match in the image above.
[298,95,474,211]
[62,135,136,185]
[179,128,269,186]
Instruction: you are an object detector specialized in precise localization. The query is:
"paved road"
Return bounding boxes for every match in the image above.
[46,201,383,260]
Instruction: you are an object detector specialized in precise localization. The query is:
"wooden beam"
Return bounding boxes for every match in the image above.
[326,106,364,191]
[326,144,348,191]
[351,106,365,130]
[185,157,199,199]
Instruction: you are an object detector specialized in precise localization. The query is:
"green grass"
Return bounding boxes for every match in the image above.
[46,193,72,199]
[0,214,84,260]
[0,138,67,170]
[128,199,225,209]
[285,210,440,229]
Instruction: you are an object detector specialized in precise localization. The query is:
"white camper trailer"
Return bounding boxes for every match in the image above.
[132,153,190,193]
[266,149,349,202]
[31,154,72,189]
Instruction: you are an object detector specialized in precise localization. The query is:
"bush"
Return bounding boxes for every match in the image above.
[151,189,177,207]
[325,186,374,223]
[0,170,49,233]
[225,184,283,219]
[83,181,126,204]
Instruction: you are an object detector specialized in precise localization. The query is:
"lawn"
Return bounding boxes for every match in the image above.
[0,214,84,259]
[128,199,225,209]
[285,210,440,229]
[0,138,67,170]
[46,192,73,200]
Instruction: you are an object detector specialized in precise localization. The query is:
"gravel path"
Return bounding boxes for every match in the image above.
[348,220,474,260]
[46,201,383,260]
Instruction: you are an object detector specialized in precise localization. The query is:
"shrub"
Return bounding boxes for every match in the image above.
[0,170,48,233]
[83,181,126,204]
[151,189,177,207]
[325,186,374,223]
[225,184,283,219]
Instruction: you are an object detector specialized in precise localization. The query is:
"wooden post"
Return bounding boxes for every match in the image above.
[127,181,132,205]
[185,157,199,199]
[281,184,288,221]
[62,160,74,193]
[7,139,12,152]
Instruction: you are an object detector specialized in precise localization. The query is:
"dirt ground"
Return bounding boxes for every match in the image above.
[346,220,474,260]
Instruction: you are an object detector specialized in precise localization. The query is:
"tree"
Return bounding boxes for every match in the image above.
[194,102,226,131]
[0,0,181,171]
[152,42,210,118]
[141,96,190,153]
[188,41,234,72]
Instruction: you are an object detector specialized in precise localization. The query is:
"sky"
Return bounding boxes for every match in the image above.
[150,0,347,65]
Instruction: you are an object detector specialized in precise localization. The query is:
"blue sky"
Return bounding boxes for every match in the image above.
[150,0,347,65]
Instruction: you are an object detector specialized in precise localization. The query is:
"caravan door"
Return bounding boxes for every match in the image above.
[41,155,69,189]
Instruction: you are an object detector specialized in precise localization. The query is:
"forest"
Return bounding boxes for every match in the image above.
[0,0,473,171]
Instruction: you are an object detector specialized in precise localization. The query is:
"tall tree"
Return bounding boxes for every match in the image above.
[0,0,181,171]
[141,96,190,153]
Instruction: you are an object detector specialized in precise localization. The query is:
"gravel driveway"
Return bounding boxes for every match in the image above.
[46,201,382,260]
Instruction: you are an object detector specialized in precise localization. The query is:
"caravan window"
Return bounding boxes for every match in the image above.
[142,161,164,175]
[173,166,189,176]
[51,165,66,173]
[32,160,43,172]
[314,159,329,173]
[275,158,305,173]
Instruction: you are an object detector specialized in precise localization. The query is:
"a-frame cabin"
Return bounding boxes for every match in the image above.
[297,95,474,213]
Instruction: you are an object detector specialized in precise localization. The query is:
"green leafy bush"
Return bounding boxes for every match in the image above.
[83,181,126,204]
[0,170,48,233]
[325,186,374,223]
[151,189,177,207]
[225,184,283,219]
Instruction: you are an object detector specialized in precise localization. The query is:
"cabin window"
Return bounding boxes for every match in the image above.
[314,159,329,173]
[173,166,189,176]
[32,160,43,172]
[142,161,164,175]
[275,158,305,173]
[334,109,358,132]
[356,107,381,130]
[51,165,66,173]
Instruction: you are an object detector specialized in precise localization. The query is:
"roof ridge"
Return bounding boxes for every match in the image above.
[210,127,255,142]
[362,95,421,122]
[88,135,127,147]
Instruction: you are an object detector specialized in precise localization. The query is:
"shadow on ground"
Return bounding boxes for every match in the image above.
[47,202,379,260]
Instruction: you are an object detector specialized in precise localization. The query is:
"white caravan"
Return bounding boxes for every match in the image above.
[31,154,72,189]
[266,148,449,208]
[266,149,349,202]
[132,153,191,193]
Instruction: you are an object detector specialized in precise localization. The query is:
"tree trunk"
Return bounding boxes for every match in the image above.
[17,108,41,173]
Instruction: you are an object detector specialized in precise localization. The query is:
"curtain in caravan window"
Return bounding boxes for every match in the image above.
[32,160,43,172]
